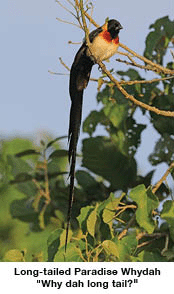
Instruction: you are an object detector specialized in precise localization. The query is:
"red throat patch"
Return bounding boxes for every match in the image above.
[113,36,119,45]
[100,30,119,44]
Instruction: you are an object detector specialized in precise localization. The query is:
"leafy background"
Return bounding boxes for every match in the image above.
[1,15,174,261]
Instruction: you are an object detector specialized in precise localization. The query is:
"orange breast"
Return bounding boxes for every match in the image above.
[100,30,119,44]
[87,28,119,61]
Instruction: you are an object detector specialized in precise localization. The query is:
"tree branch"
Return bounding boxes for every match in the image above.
[119,43,174,75]
[152,162,174,194]
[94,60,174,117]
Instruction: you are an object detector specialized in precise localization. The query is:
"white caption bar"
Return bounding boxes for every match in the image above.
[0,262,172,293]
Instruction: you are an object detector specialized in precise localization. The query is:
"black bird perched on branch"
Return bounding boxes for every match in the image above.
[66,19,123,251]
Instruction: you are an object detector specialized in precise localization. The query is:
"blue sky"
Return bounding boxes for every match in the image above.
[1,0,174,180]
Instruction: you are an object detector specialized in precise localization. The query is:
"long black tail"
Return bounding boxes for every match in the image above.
[65,90,83,252]
[65,44,94,252]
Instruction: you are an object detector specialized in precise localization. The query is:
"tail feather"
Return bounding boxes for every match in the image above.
[65,91,83,252]
[65,45,93,252]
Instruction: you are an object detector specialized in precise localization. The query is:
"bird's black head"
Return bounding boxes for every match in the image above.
[107,19,123,39]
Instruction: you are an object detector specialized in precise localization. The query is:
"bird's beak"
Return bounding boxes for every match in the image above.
[115,23,123,31]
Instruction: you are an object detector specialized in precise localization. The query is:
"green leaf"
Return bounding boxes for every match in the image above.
[149,134,174,166]
[47,171,68,179]
[2,138,34,157]
[49,149,68,159]
[46,136,67,149]
[97,84,128,106]
[16,181,37,198]
[161,200,174,242]
[140,82,160,105]
[59,229,73,248]
[114,232,138,261]
[77,206,94,233]
[87,204,98,237]
[47,229,64,261]
[15,149,40,158]
[7,155,32,176]
[54,243,84,262]
[149,16,169,30]
[149,16,174,38]
[161,200,174,220]
[10,173,33,183]
[102,240,119,258]
[152,111,174,136]
[76,170,106,201]
[3,249,25,262]
[97,193,123,240]
[129,185,159,233]
[132,249,166,262]
[103,193,125,224]
[97,194,114,214]
[47,157,68,178]
[103,103,128,128]
[76,170,97,190]
[162,249,174,261]
[144,30,164,59]
[117,68,142,81]
[82,136,137,190]
[10,198,38,222]
[150,95,174,136]
[111,117,146,156]
[144,16,174,63]
[83,110,106,136]
[47,157,61,174]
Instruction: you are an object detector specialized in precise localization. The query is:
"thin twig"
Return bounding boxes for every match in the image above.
[66,0,75,8]
[116,49,153,71]
[171,50,174,59]
[75,0,99,28]
[116,58,154,71]
[55,0,76,18]
[119,43,174,76]
[38,153,51,229]
[88,2,94,32]
[80,0,90,41]
[161,234,169,255]
[56,17,81,28]
[59,57,70,71]
[136,232,167,250]
[48,70,69,76]
[120,75,174,86]
[115,204,137,219]
[118,214,136,240]
[68,40,82,44]
[152,162,174,194]
[74,7,83,29]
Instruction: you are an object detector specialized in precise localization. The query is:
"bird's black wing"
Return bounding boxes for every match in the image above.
[88,26,103,42]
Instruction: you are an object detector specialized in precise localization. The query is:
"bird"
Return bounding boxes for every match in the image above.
[65,19,123,251]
